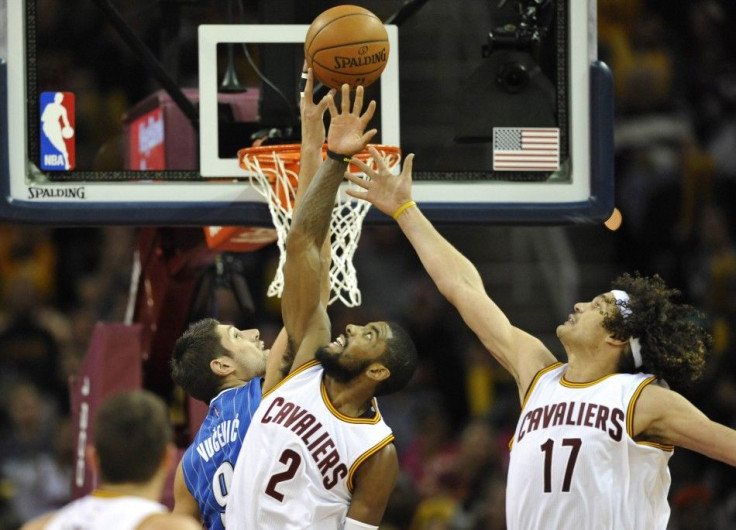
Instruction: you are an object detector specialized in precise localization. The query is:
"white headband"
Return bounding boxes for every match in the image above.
[611,290,643,369]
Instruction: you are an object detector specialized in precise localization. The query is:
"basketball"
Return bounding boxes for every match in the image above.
[305,5,389,89]
[61,126,74,139]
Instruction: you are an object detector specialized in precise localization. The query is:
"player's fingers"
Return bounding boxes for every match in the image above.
[360,100,377,126]
[401,153,415,182]
[304,68,314,95]
[352,85,364,115]
[299,66,311,99]
[360,128,378,145]
[316,91,331,114]
[326,92,339,117]
[368,146,388,171]
[349,157,373,177]
[345,171,372,190]
[340,84,351,114]
[345,187,369,201]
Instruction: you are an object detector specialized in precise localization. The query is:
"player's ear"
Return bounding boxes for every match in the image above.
[606,335,628,348]
[210,357,235,376]
[366,363,390,383]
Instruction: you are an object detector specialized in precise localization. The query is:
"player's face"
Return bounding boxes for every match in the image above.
[216,324,269,379]
[317,321,392,383]
[557,294,615,346]
[324,321,392,360]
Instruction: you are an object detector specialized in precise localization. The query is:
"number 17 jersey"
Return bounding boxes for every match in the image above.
[506,363,673,530]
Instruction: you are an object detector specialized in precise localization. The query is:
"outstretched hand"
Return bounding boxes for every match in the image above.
[326,84,377,157]
[300,67,333,151]
[345,147,415,218]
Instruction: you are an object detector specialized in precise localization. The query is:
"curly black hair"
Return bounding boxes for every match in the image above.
[602,272,712,391]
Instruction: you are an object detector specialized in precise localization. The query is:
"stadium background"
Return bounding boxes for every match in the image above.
[1,0,736,528]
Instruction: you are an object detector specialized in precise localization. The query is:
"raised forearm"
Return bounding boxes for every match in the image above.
[289,158,347,250]
[396,205,484,296]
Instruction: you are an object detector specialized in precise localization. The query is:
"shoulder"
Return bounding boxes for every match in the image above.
[20,512,56,530]
[290,359,322,375]
[358,443,398,475]
[521,362,565,401]
[217,382,262,408]
[138,512,201,530]
[630,381,686,439]
[352,444,399,499]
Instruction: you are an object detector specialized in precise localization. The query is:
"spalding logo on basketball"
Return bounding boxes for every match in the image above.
[305,5,389,89]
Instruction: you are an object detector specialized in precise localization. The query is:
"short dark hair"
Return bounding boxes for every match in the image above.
[374,321,418,397]
[603,272,712,391]
[170,318,228,403]
[94,390,171,484]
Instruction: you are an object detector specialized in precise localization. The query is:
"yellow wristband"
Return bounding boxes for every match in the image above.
[392,200,416,220]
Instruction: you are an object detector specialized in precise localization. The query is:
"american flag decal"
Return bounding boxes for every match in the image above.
[492,127,560,171]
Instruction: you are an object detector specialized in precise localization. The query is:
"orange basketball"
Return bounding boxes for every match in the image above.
[305,5,389,89]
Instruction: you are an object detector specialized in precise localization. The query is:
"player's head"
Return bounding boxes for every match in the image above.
[558,272,711,390]
[54,92,63,103]
[170,318,269,403]
[316,320,418,396]
[93,390,173,485]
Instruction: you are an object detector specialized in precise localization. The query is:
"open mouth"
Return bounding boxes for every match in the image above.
[330,334,347,350]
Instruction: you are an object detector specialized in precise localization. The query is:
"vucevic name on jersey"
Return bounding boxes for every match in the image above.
[194,415,241,462]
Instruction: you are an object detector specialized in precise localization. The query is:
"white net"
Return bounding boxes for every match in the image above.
[240,145,401,308]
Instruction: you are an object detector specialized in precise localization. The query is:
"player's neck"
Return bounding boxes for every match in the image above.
[562,339,622,383]
[323,377,374,418]
[94,480,161,502]
[219,377,247,393]
[564,356,619,383]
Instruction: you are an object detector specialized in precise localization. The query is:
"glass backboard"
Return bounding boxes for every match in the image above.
[0,0,613,225]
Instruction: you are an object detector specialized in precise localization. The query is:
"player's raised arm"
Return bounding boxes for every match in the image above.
[295,68,334,314]
[283,84,376,372]
[262,68,333,392]
[346,149,557,399]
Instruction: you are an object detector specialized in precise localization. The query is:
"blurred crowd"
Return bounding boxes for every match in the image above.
[2,0,736,529]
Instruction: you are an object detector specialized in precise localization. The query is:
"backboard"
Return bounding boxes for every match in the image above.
[0,0,613,225]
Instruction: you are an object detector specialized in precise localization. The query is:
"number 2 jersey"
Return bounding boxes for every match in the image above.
[506,363,673,530]
[225,360,394,529]
[181,379,262,530]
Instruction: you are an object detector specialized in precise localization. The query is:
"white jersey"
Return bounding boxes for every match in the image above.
[226,360,394,530]
[44,492,166,530]
[506,363,673,530]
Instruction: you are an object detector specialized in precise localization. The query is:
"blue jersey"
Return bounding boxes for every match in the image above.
[181,380,262,530]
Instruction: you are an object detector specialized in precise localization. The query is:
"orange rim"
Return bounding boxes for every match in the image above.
[238,143,401,172]
[237,143,401,209]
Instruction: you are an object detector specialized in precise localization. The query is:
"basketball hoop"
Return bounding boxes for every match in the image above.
[238,143,401,307]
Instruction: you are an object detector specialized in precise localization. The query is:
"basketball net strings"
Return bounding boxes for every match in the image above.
[242,148,400,307]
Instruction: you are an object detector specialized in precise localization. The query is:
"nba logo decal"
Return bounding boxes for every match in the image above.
[40,92,76,171]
